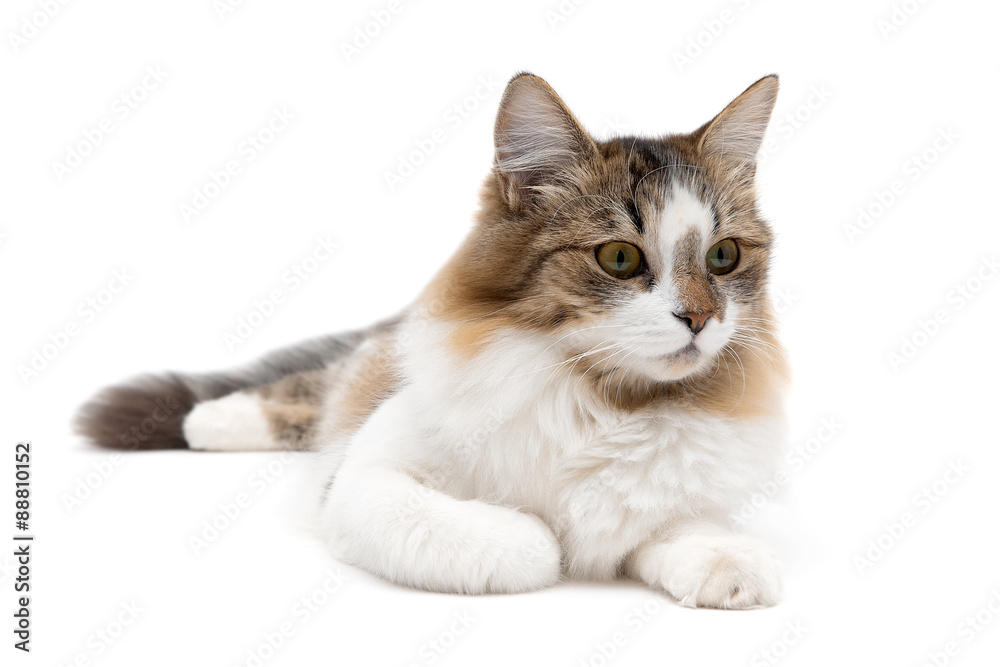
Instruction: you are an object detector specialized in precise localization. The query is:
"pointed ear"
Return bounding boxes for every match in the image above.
[697,75,779,174]
[493,73,597,211]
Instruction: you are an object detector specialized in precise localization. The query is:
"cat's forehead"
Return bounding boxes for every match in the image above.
[652,182,716,247]
[584,137,718,245]
[604,135,711,206]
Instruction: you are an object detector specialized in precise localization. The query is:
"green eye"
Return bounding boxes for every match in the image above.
[706,239,739,275]
[597,242,643,279]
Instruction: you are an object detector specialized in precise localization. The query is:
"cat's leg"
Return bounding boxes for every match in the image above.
[184,392,321,452]
[320,456,562,594]
[184,369,328,452]
[626,520,782,609]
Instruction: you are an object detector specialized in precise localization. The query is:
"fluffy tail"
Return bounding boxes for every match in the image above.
[75,330,369,450]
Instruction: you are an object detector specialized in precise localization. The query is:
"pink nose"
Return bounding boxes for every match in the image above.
[674,311,713,335]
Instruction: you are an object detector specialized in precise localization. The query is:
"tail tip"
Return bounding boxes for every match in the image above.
[75,373,197,450]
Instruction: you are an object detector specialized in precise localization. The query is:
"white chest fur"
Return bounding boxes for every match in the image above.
[354,320,785,580]
[547,407,782,577]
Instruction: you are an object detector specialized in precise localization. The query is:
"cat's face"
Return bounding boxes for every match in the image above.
[434,74,781,398]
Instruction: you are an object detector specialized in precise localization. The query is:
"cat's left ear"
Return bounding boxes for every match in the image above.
[494,73,598,212]
[696,75,779,175]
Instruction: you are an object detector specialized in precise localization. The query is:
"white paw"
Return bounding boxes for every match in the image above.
[485,512,562,594]
[427,508,562,595]
[326,489,563,595]
[657,533,782,609]
[396,506,562,595]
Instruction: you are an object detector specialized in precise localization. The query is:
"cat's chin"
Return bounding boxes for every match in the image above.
[638,344,716,382]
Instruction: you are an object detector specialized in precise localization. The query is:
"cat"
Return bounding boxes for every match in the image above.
[77,72,789,608]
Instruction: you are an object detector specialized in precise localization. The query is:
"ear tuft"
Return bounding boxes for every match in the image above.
[697,75,779,173]
[494,73,596,211]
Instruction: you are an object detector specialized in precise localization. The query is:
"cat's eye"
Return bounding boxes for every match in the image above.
[706,239,739,275]
[596,242,643,279]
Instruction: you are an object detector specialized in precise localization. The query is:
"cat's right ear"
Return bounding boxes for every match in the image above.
[493,73,597,212]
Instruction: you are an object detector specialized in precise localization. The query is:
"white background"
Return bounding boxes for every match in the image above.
[3,0,1000,665]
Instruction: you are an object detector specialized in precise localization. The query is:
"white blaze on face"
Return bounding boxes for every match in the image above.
[653,183,717,272]
[550,182,741,382]
[641,183,731,377]
[570,183,737,382]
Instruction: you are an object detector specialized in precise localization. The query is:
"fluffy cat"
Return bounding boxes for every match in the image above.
[77,73,789,608]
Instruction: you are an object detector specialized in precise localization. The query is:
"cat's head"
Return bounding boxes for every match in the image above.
[429,73,785,412]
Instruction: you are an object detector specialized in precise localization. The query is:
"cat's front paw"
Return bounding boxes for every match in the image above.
[474,511,562,594]
[655,533,782,609]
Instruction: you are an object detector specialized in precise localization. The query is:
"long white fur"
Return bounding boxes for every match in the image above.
[182,184,785,605]
[309,184,787,605]
[171,74,786,605]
